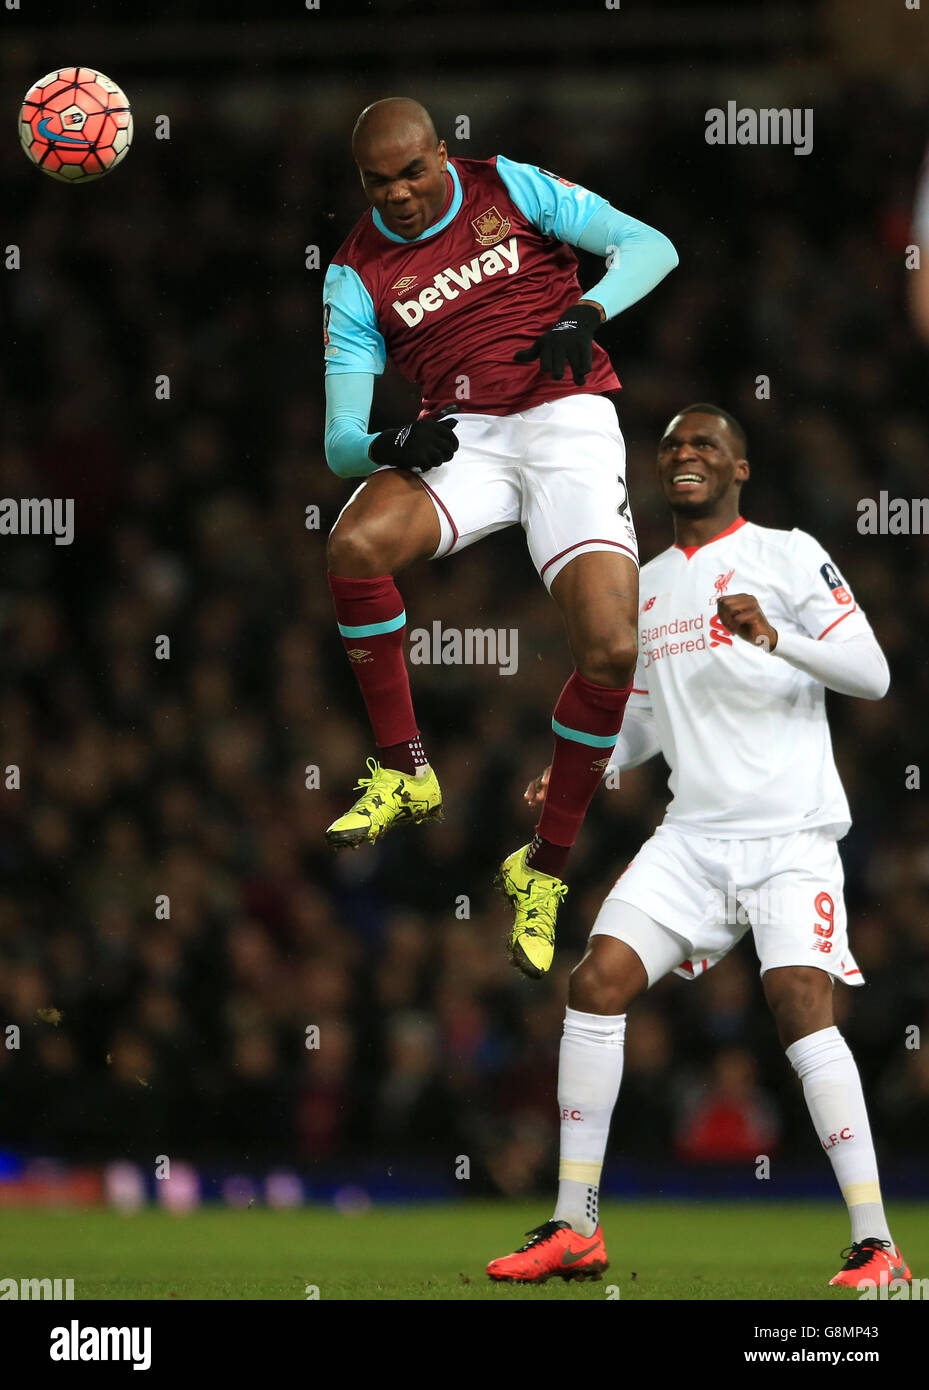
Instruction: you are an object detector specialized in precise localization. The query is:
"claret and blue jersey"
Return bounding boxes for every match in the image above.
[323,155,678,477]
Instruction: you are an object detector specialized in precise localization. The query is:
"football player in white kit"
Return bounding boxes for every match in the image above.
[487,403,911,1290]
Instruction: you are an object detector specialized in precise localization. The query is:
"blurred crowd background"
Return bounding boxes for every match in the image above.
[0,2,928,1199]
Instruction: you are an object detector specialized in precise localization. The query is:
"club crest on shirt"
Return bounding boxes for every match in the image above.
[820,562,852,605]
[712,568,735,601]
[472,206,511,247]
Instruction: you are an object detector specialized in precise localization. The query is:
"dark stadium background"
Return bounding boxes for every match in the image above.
[1,0,927,1211]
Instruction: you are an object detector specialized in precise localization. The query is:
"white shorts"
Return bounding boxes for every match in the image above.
[590,823,864,989]
[343,393,638,592]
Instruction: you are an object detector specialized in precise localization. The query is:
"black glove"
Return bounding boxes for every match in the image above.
[368,418,459,472]
[513,302,602,385]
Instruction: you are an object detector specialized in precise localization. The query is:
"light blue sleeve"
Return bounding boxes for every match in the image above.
[576,204,678,320]
[324,372,379,479]
[323,262,387,376]
[494,154,678,321]
[495,154,609,245]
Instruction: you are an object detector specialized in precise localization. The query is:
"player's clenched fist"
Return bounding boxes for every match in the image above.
[716,593,778,651]
[368,418,459,472]
[513,302,603,386]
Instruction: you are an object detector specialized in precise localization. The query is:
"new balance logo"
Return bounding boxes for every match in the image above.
[391,238,521,326]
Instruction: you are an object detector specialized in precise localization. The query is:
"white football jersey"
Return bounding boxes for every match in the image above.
[629,518,873,839]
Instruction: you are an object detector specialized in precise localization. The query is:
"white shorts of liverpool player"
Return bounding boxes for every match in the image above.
[403,393,637,591]
[590,823,864,989]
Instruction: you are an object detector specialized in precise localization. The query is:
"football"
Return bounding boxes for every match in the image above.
[19,66,132,183]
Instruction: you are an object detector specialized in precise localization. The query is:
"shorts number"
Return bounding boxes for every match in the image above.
[813,891,835,952]
[616,476,630,519]
[813,891,835,938]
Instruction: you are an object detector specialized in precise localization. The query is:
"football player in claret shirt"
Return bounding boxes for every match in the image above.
[486,404,909,1290]
[322,97,678,973]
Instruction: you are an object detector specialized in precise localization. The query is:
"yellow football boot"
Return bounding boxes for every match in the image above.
[325,758,442,849]
[496,845,568,978]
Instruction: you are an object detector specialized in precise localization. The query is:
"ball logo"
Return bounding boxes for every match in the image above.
[37,113,92,146]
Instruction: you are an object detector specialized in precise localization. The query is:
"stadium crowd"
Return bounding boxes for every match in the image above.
[1,78,928,1194]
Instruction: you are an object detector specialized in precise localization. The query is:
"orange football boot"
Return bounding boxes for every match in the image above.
[487,1219,608,1284]
[829,1238,911,1288]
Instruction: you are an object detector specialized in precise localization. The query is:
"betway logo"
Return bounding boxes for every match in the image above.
[391,238,520,325]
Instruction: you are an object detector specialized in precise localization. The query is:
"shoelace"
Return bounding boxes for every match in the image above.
[517,1220,569,1252]
[353,756,383,793]
[349,758,401,832]
[519,878,569,940]
[837,1238,892,1270]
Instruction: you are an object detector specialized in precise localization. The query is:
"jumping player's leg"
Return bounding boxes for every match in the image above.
[327,468,440,775]
[530,549,638,878]
[326,417,523,847]
[497,394,639,975]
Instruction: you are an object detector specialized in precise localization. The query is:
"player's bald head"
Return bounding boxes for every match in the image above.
[351,98,448,240]
[351,97,438,166]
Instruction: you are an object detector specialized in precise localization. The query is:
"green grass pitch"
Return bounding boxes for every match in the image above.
[2,1200,925,1300]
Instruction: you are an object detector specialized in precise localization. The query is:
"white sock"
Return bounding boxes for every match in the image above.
[786,1025,893,1247]
[551,1007,626,1237]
